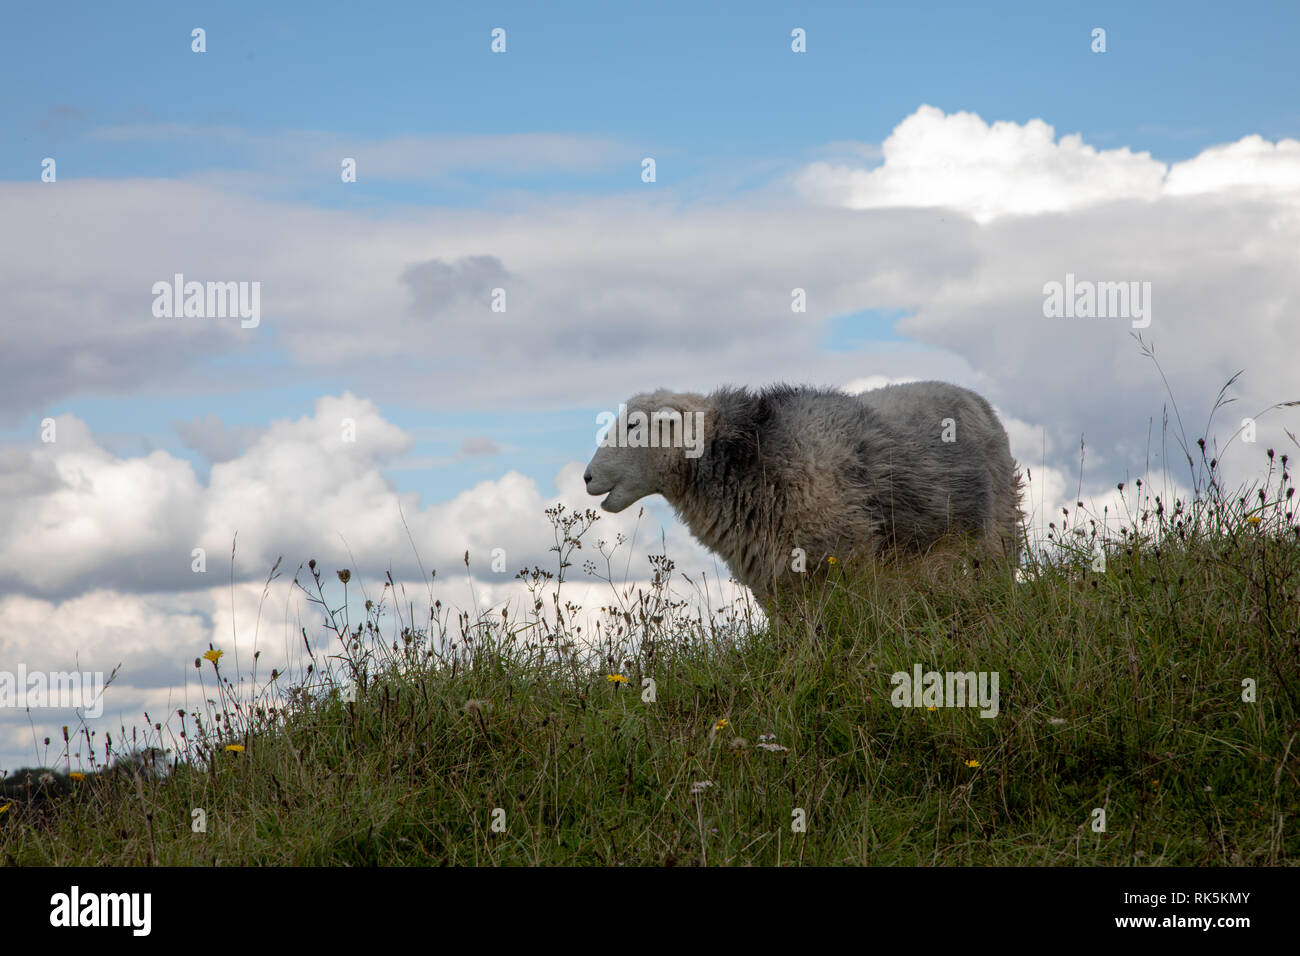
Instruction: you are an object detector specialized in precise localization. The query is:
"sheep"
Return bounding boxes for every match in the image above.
[583,382,1023,602]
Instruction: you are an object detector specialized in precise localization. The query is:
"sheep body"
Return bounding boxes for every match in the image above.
[584,382,1023,601]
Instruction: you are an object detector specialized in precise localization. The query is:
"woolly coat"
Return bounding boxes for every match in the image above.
[655,382,1023,601]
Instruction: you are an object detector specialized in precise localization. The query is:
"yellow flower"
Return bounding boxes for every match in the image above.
[964,759,980,768]
[715,718,729,731]
[69,772,86,781]
[606,674,628,684]
[203,649,223,663]
[827,556,837,565]
[224,744,245,753]
[1247,515,1262,526]
[0,803,11,813]
[926,706,938,712]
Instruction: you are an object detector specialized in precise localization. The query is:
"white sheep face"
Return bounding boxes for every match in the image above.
[583,441,658,513]
[585,390,706,513]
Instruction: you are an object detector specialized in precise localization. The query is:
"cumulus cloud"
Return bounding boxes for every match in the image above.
[1165,135,1300,197]
[0,395,722,603]
[795,105,1300,222]
[0,590,209,687]
[795,105,1167,222]
[0,415,205,597]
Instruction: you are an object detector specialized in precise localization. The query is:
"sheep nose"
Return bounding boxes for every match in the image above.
[583,470,592,484]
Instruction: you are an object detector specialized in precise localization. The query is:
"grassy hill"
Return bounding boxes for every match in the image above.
[2,451,1297,865]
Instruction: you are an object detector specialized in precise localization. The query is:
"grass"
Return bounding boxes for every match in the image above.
[2,382,1298,865]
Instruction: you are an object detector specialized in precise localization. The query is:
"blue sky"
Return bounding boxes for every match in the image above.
[6,1,1298,179]
[10,1,1300,164]
[2,1,1299,770]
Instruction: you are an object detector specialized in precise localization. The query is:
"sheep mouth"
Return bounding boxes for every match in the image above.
[583,481,618,510]
[596,490,632,513]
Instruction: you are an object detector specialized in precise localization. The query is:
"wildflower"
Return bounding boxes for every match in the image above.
[757,741,789,753]
[1047,717,1067,725]
[964,759,980,768]
[714,718,729,731]
[1247,515,1262,526]
[203,649,223,664]
[729,736,748,751]
[690,781,714,795]
[827,556,837,565]
[606,674,628,684]
[69,772,86,781]
[926,706,938,712]
[0,803,10,813]
[336,569,351,584]
[224,744,245,753]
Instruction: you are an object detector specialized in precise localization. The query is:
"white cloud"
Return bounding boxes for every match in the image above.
[997,410,1051,465]
[0,396,729,604]
[795,105,1300,223]
[0,172,995,426]
[0,417,205,593]
[1166,134,1300,198]
[7,105,1298,438]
